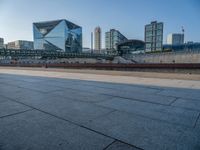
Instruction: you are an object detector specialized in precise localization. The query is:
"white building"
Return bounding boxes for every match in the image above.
[0,38,4,49]
[7,40,33,50]
[167,33,184,45]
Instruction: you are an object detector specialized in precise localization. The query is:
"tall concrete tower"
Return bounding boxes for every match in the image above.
[91,32,93,51]
[94,27,101,51]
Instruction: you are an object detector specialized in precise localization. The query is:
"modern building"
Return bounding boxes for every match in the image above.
[145,21,163,52]
[0,38,4,49]
[33,19,82,52]
[117,39,145,55]
[7,40,33,50]
[105,29,128,50]
[167,33,184,45]
[94,27,101,51]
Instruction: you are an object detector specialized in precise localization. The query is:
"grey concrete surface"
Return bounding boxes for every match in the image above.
[172,98,200,111]
[95,97,199,127]
[0,69,200,150]
[157,89,200,100]
[84,111,200,150]
[0,110,113,150]
[0,97,32,118]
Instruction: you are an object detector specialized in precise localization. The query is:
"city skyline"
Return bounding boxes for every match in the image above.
[0,0,199,48]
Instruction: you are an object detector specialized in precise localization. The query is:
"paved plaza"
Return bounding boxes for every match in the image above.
[0,67,200,150]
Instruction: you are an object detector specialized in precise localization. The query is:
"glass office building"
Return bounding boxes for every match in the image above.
[105,29,128,50]
[145,21,163,52]
[33,19,82,52]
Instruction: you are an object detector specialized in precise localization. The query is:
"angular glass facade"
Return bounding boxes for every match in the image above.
[105,29,127,50]
[33,19,82,52]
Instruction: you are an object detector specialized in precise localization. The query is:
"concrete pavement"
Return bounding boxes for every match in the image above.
[0,68,200,150]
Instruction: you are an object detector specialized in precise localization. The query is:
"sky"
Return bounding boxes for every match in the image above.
[0,0,199,48]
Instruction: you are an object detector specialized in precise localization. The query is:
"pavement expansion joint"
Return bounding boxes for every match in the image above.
[194,112,200,128]
[0,109,33,119]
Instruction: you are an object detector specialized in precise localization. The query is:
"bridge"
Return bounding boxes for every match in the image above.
[0,48,116,60]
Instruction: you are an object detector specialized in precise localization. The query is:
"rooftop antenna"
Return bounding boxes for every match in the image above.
[181,26,185,34]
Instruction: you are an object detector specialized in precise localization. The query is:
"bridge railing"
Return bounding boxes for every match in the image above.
[0,48,116,59]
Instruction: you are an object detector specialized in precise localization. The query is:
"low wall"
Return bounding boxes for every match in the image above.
[126,51,200,64]
[1,63,200,74]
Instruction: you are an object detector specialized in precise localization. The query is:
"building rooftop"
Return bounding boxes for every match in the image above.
[33,19,81,29]
[0,68,200,150]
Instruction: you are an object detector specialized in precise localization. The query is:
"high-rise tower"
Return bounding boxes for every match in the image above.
[94,27,101,51]
[145,21,163,52]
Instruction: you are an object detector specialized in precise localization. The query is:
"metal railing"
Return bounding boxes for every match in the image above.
[0,48,116,60]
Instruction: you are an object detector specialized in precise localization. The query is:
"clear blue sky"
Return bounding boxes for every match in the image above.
[0,0,199,48]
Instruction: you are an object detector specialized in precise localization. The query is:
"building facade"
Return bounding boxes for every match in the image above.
[105,29,128,50]
[33,19,82,53]
[94,27,101,51]
[167,33,184,45]
[145,21,163,52]
[0,38,4,49]
[7,40,33,50]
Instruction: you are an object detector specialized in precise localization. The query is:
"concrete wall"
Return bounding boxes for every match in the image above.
[126,51,200,63]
